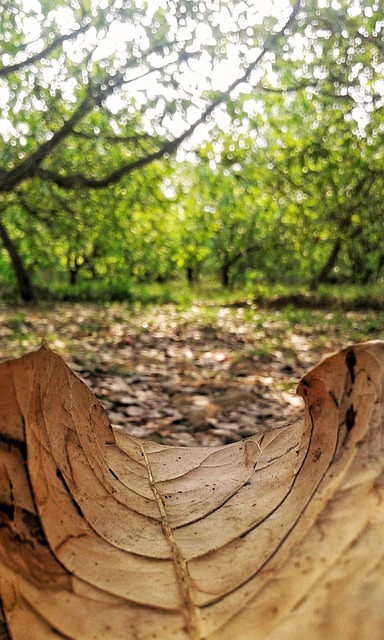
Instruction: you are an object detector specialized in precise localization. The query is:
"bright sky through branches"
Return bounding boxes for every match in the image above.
[0,0,381,153]
[53,0,377,140]
[0,0,291,142]
[88,0,292,140]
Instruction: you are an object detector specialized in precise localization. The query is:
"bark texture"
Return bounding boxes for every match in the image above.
[0,343,383,639]
[0,219,34,301]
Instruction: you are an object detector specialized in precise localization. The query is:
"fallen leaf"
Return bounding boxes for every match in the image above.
[0,343,383,639]
[125,405,146,417]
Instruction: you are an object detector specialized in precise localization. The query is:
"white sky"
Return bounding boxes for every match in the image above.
[0,0,381,145]
[0,0,292,142]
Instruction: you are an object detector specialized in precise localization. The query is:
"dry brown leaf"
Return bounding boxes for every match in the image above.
[0,343,383,640]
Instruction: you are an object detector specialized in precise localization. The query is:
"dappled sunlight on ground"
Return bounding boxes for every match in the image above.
[0,300,383,446]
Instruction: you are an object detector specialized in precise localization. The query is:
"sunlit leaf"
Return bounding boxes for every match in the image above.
[1,342,383,638]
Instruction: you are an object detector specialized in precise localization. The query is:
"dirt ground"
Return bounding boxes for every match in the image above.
[0,300,382,446]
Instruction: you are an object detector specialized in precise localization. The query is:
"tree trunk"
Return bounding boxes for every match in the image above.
[313,237,341,286]
[69,267,78,286]
[0,218,35,301]
[186,266,195,284]
[221,260,230,288]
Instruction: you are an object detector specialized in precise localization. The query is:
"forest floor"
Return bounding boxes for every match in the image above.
[1,297,383,446]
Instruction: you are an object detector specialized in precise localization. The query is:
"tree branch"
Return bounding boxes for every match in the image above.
[36,105,217,189]
[0,38,202,193]
[30,1,303,191]
[71,130,152,144]
[0,24,91,78]
[261,81,319,94]
[0,92,94,191]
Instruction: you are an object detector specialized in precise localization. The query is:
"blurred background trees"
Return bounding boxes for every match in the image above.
[0,0,383,301]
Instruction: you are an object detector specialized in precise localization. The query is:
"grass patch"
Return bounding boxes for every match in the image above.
[250,283,384,311]
[36,279,188,305]
[2,271,384,311]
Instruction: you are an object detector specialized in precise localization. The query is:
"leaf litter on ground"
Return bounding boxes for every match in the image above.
[0,299,383,447]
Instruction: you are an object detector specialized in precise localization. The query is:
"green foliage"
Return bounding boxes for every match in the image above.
[40,279,186,305]
[0,1,383,301]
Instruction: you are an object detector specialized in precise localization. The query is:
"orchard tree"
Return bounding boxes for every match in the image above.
[257,0,384,286]
[172,0,384,288]
[172,149,263,287]
[1,0,383,300]
[0,0,301,300]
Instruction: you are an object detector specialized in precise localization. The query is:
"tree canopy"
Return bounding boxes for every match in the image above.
[0,0,383,300]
